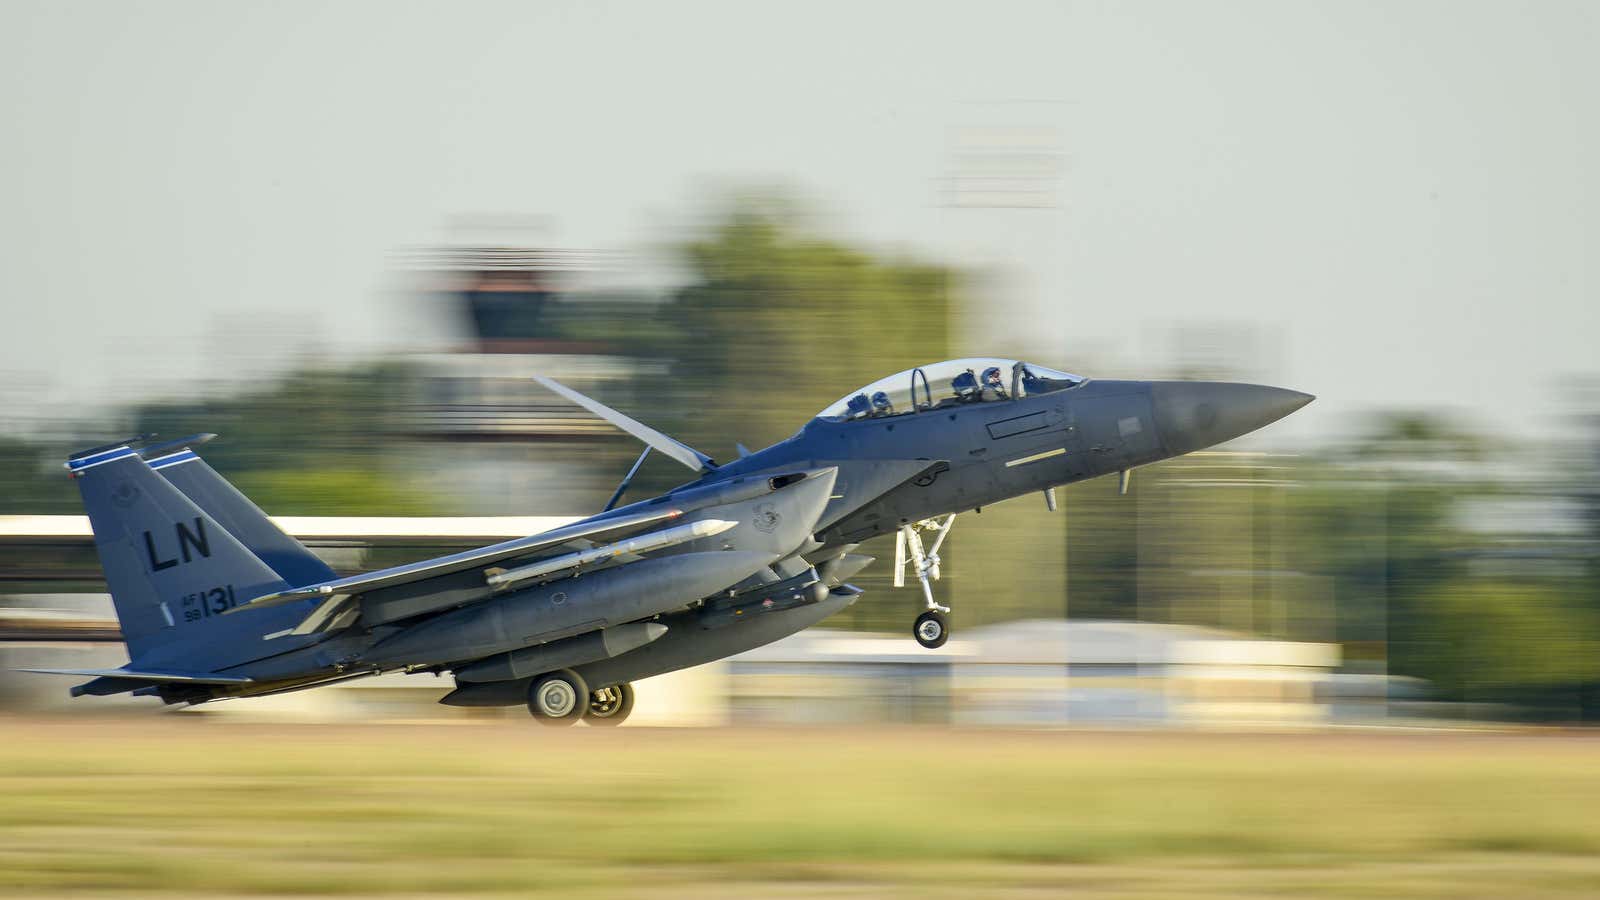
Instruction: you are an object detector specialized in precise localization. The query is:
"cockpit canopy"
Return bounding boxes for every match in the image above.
[817,358,1086,421]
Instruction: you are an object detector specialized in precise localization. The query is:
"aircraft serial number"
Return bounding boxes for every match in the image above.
[180,585,238,622]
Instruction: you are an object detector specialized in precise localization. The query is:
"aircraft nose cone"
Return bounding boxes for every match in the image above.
[1151,382,1314,455]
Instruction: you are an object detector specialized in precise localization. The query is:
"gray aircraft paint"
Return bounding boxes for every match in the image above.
[573,590,861,690]
[64,450,311,670]
[43,360,1311,712]
[150,449,336,587]
[442,589,859,706]
[688,378,1310,545]
[362,549,778,668]
[454,622,668,683]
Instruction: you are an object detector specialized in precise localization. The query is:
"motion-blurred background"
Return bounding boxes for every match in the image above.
[3,1,1599,727]
[5,4,1600,897]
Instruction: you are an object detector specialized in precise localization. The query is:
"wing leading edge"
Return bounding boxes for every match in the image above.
[229,505,687,616]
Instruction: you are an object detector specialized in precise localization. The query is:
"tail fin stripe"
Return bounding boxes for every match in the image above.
[65,446,138,472]
[147,450,200,470]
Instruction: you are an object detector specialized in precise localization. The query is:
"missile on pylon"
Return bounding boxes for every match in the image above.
[484,519,737,590]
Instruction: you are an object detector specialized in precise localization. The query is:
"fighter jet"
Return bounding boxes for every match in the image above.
[28,359,1311,725]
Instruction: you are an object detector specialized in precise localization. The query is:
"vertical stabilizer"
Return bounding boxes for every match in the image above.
[147,449,336,587]
[66,447,309,670]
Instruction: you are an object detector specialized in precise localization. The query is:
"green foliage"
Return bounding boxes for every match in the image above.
[231,468,437,517]
[5,195,1599,721]
[1346,411,1494,462]
[123,361,440,516]
[627,201,1600,720]
[0,437,81,514]
[648,195,954,459]
[1407,580,1600,696]
[2,362,441,517]
[1058,476,1141,621]
[129,361,415,477]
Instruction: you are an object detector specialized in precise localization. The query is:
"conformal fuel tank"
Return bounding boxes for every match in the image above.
[362,549,776,668]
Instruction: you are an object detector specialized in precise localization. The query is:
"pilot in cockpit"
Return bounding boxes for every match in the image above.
[981,366,1008,401]
[870,391,894,417]
[951,369,981,402]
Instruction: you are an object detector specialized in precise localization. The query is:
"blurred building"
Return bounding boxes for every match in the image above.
[397,245,646,514]
[727,620,1340,727]
[3,612,1341,727]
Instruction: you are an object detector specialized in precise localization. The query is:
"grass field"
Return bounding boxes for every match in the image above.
[1,718,1599,898]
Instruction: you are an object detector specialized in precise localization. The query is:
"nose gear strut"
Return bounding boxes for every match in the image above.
[895,514,955,648]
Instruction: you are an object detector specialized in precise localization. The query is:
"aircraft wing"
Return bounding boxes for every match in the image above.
[229,505,685,615]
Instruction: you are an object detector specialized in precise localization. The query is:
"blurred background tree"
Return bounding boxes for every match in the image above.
[0,438,82,514]
[122,361,435,516]
[605,195,954,483]
[8,196,1600,721]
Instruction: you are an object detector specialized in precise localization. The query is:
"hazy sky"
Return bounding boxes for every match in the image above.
[2,1,1595,445]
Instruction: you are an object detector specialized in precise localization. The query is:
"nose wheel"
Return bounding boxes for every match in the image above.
[896,515,956,649]
[913,610,949,649]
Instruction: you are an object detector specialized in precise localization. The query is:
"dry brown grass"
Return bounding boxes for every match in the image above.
[1,719,1599,897]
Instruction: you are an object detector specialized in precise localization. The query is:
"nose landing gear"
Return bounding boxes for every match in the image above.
[913,610,949,649]
[896,514,955,649]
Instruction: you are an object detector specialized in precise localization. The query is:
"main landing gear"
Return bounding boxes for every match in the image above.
[896,514,955,649]
[528,669,589,725]
[527,670,637,726]
[583,683,635,726]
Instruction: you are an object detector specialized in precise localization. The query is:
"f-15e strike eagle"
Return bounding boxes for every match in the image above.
[28,359,1311,725]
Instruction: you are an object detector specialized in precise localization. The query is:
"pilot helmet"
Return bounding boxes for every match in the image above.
[951,370,979,399]
[981,366,1004,389]
[870,391,893,413]
[845,393,872,417]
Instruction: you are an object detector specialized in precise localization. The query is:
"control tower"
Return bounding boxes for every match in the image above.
[397,241,644,514]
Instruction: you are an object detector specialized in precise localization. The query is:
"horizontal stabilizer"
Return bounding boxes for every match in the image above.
[17,666,252,684]
[535,376,715,473]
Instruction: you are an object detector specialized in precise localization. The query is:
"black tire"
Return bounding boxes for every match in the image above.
[583,682,635,726]
[528,669,590,725]
[913,610,949,649]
